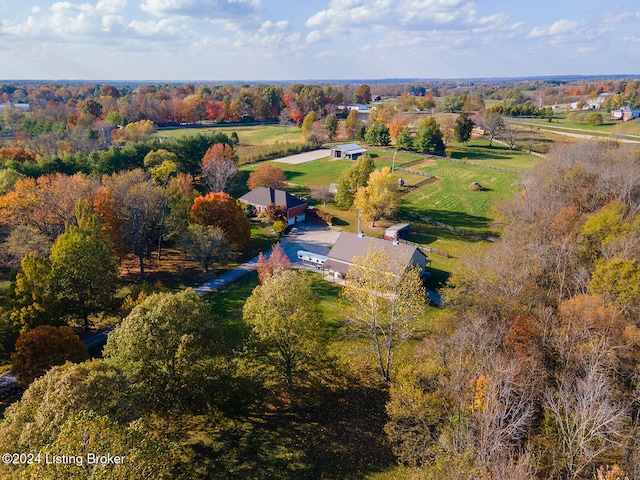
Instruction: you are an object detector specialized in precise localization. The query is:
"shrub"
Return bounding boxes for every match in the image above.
[272,220,287,236]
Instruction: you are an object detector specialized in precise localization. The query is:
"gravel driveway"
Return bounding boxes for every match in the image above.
[272,149,330,164]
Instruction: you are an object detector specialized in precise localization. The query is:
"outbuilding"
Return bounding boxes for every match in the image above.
[330,143,368,160]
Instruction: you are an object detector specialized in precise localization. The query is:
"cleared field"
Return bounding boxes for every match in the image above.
[156,124,304,144]
[446,139,542,172]
[404,159,524,236]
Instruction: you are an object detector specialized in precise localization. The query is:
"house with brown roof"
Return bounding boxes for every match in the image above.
[322,232,428,280]
[239,187,307,226]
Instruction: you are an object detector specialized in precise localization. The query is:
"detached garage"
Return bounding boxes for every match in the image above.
[330,143,368,160]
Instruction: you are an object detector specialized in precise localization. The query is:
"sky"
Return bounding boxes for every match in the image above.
[0,0,639,82]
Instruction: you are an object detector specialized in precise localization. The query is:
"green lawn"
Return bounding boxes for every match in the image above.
[402,159,523,237]
[446,139,541,172]
[156,124,304,145]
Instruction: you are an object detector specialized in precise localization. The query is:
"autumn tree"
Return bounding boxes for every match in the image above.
[200,143,239,193]
[2,225,51,270]
[243,269,326,391]
[11,325,89,387]
[103,289,220,411]
[353,84,372,104]
[97,169,162,278]
[180,225,234,272]
[0,173,98,239]
[190,192,251,248]
[345,109,360,139]
[0,168,24,194]
[342,246,426,382]
[301,110,318,140]
[353,167,398,227]
[256,242,291,283]
[334,153,375,209]
[247,162,286,190]
[145,150,178,260]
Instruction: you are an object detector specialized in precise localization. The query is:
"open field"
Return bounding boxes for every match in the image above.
[446,139,542,172]
[508,116,640,142]
[156,124,304,144]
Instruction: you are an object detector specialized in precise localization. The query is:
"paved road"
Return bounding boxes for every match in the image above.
[194,222,341,294]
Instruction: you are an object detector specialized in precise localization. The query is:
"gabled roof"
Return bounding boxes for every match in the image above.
[331,143,368,154]
[324,232,426,275]
[239,187,307,209]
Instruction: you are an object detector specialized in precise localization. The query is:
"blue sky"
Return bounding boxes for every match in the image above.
[0,0,638,81]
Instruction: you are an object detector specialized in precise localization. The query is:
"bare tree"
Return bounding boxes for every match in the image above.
[545,350,628,480]
[480,112,505,147]
[310,187,334,206]
[503,123,521,150]
[200,143,239,193]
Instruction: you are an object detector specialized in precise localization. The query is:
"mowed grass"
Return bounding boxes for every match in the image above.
[446,139,541,172]
[156,124,304,145]
[403,159,524,237]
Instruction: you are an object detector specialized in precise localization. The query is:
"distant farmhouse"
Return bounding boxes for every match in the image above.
[322,232,429,281]
[0,102,30,112]
[239,187,307,226]
[330,143,368,160]
[610,105,640,121]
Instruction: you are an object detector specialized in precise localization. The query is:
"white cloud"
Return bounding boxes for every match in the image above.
[259,19,289,33]
[128,18,184,37]
[528,19,579,38]
[306,30,321,43]
[96,0,127,14]
[140,0,261,19]
[31,6,41,13]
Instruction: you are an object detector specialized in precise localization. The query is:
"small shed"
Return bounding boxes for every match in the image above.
[330,143,368,160]
[384,223,410,241]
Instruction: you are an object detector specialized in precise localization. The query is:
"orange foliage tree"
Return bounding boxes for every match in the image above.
[190,192,250,248]
[0,173,98,239]
[247,163,286,190]
[11,325,89,387]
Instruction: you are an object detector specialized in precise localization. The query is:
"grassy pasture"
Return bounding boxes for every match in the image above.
[156,124,303,144]
[446,139,541,172]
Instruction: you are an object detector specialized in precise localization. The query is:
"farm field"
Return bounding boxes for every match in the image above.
[508,116,640,141]
[156,124,303,144]
[445,139,541,172]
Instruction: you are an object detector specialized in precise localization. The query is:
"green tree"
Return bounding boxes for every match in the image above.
[50,225,119,329]
[364,121,391,146]
[14,412,178,480]
[11,325,89,387]
[454,112,474,144]
[414,117,445,155]
[334,153,375,209]
[323,113,338,140]
[440,95,465,113]
[396,126,413,151]
[353,167,398,227]
[0,168,25,195]
[0,360,131,453]
[587,112,603,125]
[180,224,233,272]
[8,252,59,332]
[144,150,178,260]
[103,289,220,411]
[243,270,326,391]
[342,246,426,382]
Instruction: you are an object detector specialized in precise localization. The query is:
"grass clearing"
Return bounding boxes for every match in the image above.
[446,139,541,172]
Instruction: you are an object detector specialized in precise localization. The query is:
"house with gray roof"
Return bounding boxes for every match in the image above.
[330,143,368,160]
[323,232,428,280]
[239,187,307,226]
